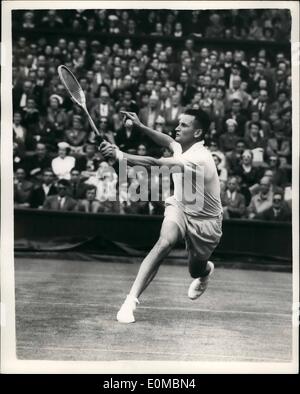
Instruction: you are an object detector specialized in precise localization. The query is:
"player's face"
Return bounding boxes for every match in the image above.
[175,114,198,144]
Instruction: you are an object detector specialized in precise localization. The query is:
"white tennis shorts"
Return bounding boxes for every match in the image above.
[164,200,223,261]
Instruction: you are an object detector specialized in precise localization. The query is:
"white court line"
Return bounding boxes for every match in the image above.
[16,345,291,363]
[15,300,291,318]
[15,270,292,291]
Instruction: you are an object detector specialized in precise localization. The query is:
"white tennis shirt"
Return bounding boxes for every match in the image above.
[166,141,223,218]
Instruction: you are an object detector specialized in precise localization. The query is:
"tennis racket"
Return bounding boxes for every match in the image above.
[57,65,102,141]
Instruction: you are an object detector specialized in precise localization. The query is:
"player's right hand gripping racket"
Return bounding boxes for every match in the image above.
[57,65,103,142]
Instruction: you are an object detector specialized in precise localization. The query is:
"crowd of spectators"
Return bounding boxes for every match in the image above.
[13,10,292,221]
[13,9,291,42]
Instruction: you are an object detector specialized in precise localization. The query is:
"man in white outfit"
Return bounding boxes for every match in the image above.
[100,109,223,323]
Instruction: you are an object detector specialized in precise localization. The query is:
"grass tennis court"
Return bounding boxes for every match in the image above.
[15,257,292,362]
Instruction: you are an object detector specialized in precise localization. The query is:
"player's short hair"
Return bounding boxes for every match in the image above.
[183,108,211,137]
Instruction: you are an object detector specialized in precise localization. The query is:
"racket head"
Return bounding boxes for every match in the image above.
[57,65,86,107]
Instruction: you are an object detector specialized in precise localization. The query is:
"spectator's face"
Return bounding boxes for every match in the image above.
[155,23,163,33]
[232,101,241,113]
[216,88,224,99]
[160,87,169,100]
[16,169,26,181]
[259,90,268,102]
[43,171,54,185]
[211,68,219,80]
[251,112,260,122]
[37,67,46,79]
[225,51,232,62]
[276,70,285,80]
[50,97,59,109]
[242,151,252,165]
[85,145,96,157]
[58,38,67,49]
[203,76,211,87]
[236,141,245,154]
[146,80,154,92]
[13,113,22,125]
[264,170,274,183]
[18,37,26,48]
[201,48,208,59]
[199,62,207,74]
[278,62,287,73]
[57,184,67,197]
[71,170,80,183]
[259,178,270,194]
[256,63,264,74]
[210,87,217,99]
[45,45,52,55]
[86,189,96,201]
[113,67,122,78]
[227,178,238,192]
[210,54,217,65]
[278,93,287,103]
[36,143,46,157]
[149,97,158,109]
[232,77,241,89]
[141,44,149,54]
[58,148,67,158]
[227,124,236,133]
[250,124,259,136]
[27,99,35,109]
[241,81,248,91]
[100,94,109,104]
[137,145,147,156]
[123,75,131,87]
[273,194,283,209]
[99,118,108,130]
[124,91,132,101]
[269,156,278,168]
[23,81,32,93]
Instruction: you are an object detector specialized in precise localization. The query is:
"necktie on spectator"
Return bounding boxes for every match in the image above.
[89,201,93,213]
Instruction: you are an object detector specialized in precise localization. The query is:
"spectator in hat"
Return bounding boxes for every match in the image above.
[46,94,68,136]
[43,179,77,211]
[219,119,240,153]
[51,142,76,180]
[221,176,246,219]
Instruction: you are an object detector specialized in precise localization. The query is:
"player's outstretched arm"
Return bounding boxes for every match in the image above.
[120,111,176,151]
[99,141,184,173]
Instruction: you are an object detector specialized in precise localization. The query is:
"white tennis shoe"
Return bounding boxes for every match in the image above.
[117,294,140,323]
[188,261,214,300]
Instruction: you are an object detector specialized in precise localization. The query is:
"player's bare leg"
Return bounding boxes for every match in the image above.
[117,220,182,323]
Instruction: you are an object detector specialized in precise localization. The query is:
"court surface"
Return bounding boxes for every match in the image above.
[15,257,293,362]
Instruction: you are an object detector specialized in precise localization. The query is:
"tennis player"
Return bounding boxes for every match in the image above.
[99,109,223,323]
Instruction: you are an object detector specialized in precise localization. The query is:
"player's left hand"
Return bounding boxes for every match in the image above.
[99,141,117,160]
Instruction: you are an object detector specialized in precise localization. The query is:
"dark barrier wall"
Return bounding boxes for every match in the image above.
[14,208,292,261]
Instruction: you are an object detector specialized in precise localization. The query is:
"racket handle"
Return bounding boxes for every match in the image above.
[84,107,103,142]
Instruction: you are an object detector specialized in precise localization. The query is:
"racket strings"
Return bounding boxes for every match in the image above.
[59,66,85,106]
